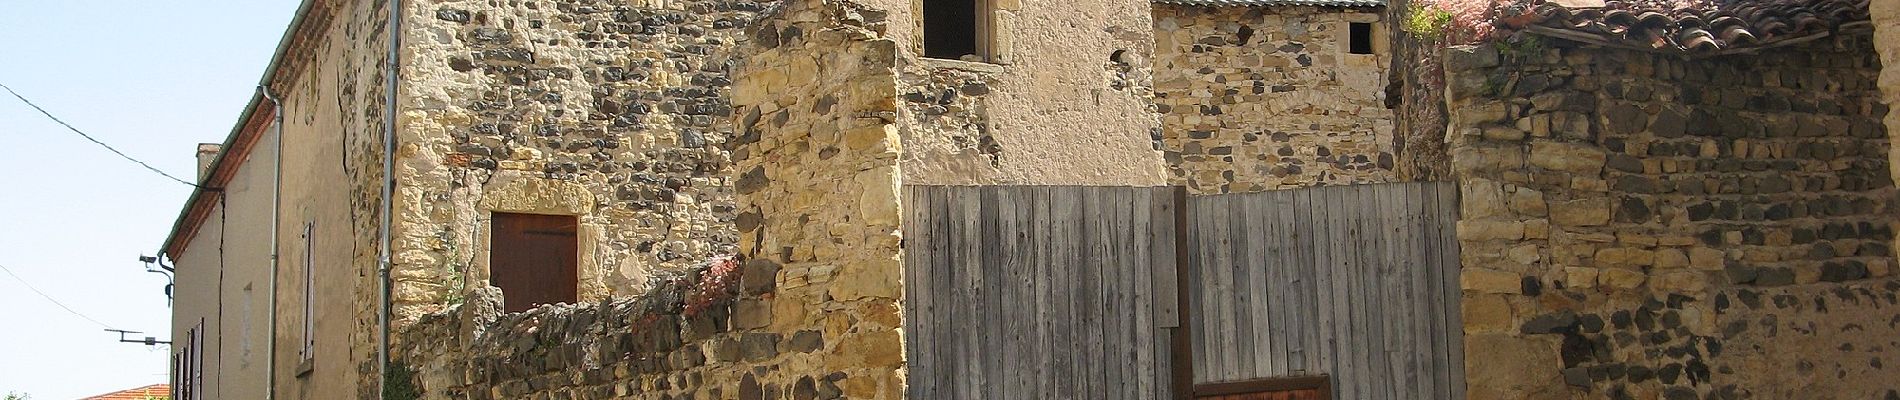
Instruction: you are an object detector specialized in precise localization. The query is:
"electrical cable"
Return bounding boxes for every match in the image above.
[0,83,204,188]
[0,262,114,329]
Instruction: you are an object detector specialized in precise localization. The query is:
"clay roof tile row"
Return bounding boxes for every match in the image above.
[1508,0,1871,54]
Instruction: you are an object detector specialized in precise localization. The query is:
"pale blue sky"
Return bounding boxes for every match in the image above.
[0,2,298,398]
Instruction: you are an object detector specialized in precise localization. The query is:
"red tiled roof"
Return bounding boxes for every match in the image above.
[1504,0,1872,54]
[78,384,169,400]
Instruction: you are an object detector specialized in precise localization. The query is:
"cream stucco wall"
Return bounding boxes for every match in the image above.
[890,0,1172,186]
[267,1,393,398]
[170,1,395,399]
[169,132,278,400]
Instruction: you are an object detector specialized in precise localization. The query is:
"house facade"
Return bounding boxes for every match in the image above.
[165,0,1900,399]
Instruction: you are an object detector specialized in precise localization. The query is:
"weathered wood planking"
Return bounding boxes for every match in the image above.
[902,186,1178,400]
[1185,182,1464,400]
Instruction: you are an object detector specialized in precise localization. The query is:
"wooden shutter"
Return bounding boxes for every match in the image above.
[491,213,579,312]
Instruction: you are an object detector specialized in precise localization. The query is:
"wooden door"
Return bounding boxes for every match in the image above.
[491,212,579,312]
[1199,389,1324,400]
[1194,376,1331,400]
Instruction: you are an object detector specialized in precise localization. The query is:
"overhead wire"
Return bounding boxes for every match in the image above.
[0,262,114,329]
[0,82,203,188]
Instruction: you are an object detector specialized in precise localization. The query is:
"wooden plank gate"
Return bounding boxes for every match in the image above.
[1186,182,1465,399]
[902,186,1179,400]
[901,182,1464,400]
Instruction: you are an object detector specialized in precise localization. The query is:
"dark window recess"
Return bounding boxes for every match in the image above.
[491,212,579,312]
[924,0,980,60]
[1348,22,1374,55]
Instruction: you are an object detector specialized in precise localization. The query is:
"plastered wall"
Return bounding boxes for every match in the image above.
[890,0,1171,186]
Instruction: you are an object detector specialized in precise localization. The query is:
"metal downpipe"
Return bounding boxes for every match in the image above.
[261,85,284,400]
[377,0,403,397]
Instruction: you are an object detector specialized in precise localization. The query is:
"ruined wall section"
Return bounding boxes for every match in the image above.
[392,0,911,397]
[394,260,860,400]
[388,0,769,319]
[1444,37,1900,399]
[729,0,909,396]
[893,0,1169,186]
[1153,5,1396,194]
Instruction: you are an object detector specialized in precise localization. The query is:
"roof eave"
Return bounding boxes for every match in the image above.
[158,0,320,260]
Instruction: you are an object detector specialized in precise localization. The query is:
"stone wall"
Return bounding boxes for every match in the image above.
[891,0,1170,186]
[393,259,859,399]
[1153,5,1395,194]
[1879,0,1900,206]
[1444,35,1900,399]
[392,1,912,395]
[387,0,770,320]
[729,0,910,396]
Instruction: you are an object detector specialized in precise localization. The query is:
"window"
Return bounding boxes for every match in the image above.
[1348,22,1374,55]
[299,222,315,369]
[490,213,579,312]
[174,320,203,400]
[923,0,989,61]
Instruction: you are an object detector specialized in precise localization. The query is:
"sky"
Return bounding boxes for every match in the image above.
[0,2,298,398]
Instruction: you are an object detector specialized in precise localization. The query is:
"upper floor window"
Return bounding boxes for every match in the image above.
[924,0,991,61]
[490,212,579,312]
[1348,22,1375,55]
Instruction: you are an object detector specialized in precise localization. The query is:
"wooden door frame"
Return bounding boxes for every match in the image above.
[1171,186,1196,400]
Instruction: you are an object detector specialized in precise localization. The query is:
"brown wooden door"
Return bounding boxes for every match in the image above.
[1193,376,1331,400]
[1199,389,1324,400]
[491,212,579,312]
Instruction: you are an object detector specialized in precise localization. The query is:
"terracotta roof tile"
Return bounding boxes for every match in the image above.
[1506,0,1871,54]
[79,384,169,400]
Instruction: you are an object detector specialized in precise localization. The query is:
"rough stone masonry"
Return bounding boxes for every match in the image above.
[1154,4,1398,194]
[1445,32,1900,399]
[388,0,768,323]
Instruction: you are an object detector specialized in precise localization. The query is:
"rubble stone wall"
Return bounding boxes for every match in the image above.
[1444,35,1900,399]
[386,0,770,321]
[1153,5,1396,194]
[1879,0,1900,207]
[728,0,909,395]
[393,260,857,400]
[392,0,911,397]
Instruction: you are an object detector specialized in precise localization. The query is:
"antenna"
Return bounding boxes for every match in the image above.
[106,329,172,346]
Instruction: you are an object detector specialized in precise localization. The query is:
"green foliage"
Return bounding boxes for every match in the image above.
[1494,35,1546,59]
[383,362,420,400]
[1402,3,1456,42]
[5,392,30,400]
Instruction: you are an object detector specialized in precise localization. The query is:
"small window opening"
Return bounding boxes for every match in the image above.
[1348,22,1374,55]
[300,222,316,365]
[924,0,986,61]
[491,212,579,312]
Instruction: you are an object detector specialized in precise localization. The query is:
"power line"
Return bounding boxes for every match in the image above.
[0,83,202,188]
[0,262,114,329]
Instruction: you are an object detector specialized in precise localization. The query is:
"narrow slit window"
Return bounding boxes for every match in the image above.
[924,0,986,61]
[1348,22,1374,55]
[490,212,579,312]
[299,222,316,365]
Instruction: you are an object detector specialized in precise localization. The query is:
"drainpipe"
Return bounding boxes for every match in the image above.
[261,85,285,400]
[377,0,403,397]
